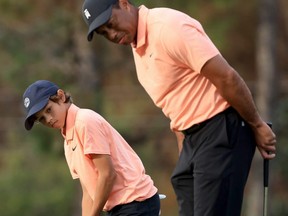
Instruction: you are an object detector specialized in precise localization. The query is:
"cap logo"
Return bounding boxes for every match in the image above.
[84,9,91,19]
[24,97,30,108]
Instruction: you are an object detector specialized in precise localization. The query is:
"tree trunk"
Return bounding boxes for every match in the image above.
[244,0,277,215]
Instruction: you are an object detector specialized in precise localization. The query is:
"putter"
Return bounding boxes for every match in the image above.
[158,194,166,215]
[263,122,272,216]
[159,194,166,200]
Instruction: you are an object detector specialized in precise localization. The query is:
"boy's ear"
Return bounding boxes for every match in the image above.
[119,0,129,9]
[57,89,66,102]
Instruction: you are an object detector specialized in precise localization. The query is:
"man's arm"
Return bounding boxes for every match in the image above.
[201,54,276,159]
[89,154,117,216]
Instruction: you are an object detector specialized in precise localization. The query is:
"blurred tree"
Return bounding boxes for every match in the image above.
[245,0,278,215]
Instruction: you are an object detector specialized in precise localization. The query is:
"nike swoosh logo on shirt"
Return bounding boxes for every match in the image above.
[72,145,77,151]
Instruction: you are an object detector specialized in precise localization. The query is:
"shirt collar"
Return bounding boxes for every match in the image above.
[61,104,79,141]
[132,5,148,49]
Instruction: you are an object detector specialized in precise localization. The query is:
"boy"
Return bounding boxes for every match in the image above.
[23,80,160,216]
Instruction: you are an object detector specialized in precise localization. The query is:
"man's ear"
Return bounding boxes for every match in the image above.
[57,89,66,102]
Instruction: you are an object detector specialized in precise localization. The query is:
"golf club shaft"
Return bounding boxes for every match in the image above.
[263,159,269,216]
[263,122,272,216]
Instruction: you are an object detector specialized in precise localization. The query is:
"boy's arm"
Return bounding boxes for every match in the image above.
[80,180,93,216]
[89,154,117,216]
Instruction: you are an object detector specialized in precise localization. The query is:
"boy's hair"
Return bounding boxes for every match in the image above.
[50,92,73,104]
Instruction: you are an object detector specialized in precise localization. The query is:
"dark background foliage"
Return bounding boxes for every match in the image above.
[0,0,287,215]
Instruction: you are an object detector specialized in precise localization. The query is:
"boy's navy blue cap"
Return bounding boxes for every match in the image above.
[82,0,117,41]
[23,80,59,131]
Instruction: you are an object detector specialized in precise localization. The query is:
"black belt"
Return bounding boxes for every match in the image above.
[182,107,235,136]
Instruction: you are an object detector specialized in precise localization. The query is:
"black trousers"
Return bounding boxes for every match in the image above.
[171,108,256,216]
[107,193,160,216]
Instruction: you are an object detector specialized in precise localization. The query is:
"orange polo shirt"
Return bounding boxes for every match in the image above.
[62,104,157,211]
[132,6,230,131]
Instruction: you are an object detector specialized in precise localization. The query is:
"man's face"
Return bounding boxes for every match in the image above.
[95,3,137,45]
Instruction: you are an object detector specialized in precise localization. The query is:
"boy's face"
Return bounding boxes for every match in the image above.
[34,92,68,129]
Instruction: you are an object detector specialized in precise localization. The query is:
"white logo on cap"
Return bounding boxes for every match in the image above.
[84,9,91,19]
[24,97,30,108]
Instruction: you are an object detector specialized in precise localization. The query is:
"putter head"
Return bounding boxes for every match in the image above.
[159,194,166,200]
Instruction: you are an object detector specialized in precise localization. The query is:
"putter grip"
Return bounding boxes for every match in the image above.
[264,159,269,187]
[264,122,272,187]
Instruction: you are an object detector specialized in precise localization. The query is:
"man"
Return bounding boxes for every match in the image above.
[81,0,276,215]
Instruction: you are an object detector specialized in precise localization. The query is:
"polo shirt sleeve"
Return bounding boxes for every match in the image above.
[160,18,220,73]
[75,112,111,156]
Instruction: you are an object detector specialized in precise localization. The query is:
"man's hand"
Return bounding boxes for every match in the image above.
[252,121,276,159]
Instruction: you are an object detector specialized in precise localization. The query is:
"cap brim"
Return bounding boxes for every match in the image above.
[24,99,49,130]
[87,5,113,41]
